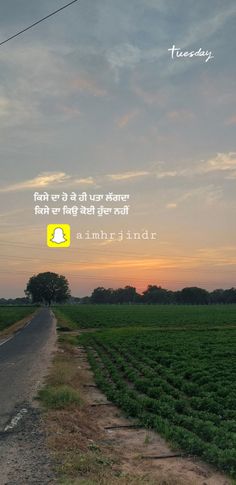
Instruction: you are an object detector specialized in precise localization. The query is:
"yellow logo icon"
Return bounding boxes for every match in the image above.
[47,224,71,247]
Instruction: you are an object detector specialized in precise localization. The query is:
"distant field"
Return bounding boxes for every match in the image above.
[0,306,36,332]
[54,303,236,329]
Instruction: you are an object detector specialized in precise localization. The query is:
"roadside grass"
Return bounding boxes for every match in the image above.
[48,355,78,386]
[0,306,37,333]
[39,343,117,482]
[38,350,82,410]
[57,450,114,482]
[54,309,77,331]
[58,334,78,346]
[38,385,81,410]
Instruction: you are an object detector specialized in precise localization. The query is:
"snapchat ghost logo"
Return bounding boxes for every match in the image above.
[47,224,70,247]
[52,227,66,243]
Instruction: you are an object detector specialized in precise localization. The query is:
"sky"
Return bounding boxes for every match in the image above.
[0,0,236,297]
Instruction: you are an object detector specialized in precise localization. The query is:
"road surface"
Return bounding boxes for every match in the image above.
[0,307,56,430]
[0,308,56,484]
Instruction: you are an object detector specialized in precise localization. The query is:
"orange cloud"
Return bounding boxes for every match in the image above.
[117,110,139,128]
[71,77,106,97]
[107,170,149,181]
[0,172,69,192]
[225,115,236,125]
[74,177,95,185]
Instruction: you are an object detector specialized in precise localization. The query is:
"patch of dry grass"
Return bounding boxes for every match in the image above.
[48,356,78,387]
[38,349,83,409]
[38,385,82,409]
[59,471,183,484]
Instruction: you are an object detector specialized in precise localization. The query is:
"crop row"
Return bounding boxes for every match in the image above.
[80,328,236,476]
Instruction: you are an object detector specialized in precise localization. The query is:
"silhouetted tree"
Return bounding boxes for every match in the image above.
[25,272,70,306]
[78,285,236,305]
[223,287,236,303]
[210,289,226,304]
[177,287,210,305]
[142,285,174,304]
[90,287,113,303]
[112,286,138,304]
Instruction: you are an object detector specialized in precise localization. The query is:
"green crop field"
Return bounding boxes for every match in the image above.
[56,304,236,476]
[0,306,36,332]
[55,303,236,329]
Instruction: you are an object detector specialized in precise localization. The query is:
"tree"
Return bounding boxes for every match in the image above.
[223,287,236,303]
[90,287,113,304]
[112,286,138,304]
[177,287,210,305]
[210,289,226,304]
[90,286,139,304]
[142,285,174,304]
[25,272,70,306]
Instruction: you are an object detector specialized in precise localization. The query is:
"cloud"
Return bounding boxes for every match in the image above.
[105,152,236,187]
[0,96,11,116]
[106,42,164,81]
[63,246,236,272]
[0,93,37,126]
[194,246,236,267]
[71,77,106,97]
[0,168,150,193]
[74,177,95,185]
[0,45,107,128]
[61,105,81,118]
[133,85,166,106]
[106,3,236,83]
[167,110,195,121]
[107,6,233,78]
[224,171,236,180]
[166,203,177,209]
[157,152,236,179]
[156,170,178,179]
[107,170,149,181]
[182,5,236,47]
[106,43,142,71]
[0,172,69,192]
[200,152,236,173]
[166,185,223,209]
[0,46,73,127]
[0,209,26,218]
[117,110,139,128]
[225,116,236,125]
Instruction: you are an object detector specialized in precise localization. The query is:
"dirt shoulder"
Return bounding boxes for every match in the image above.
[40,335,232,485]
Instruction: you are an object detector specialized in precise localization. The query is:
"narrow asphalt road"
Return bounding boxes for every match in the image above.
[0,308,56,431]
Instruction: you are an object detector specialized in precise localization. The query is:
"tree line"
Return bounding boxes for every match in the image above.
[89,285,236,305]
[1,272,236,306]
